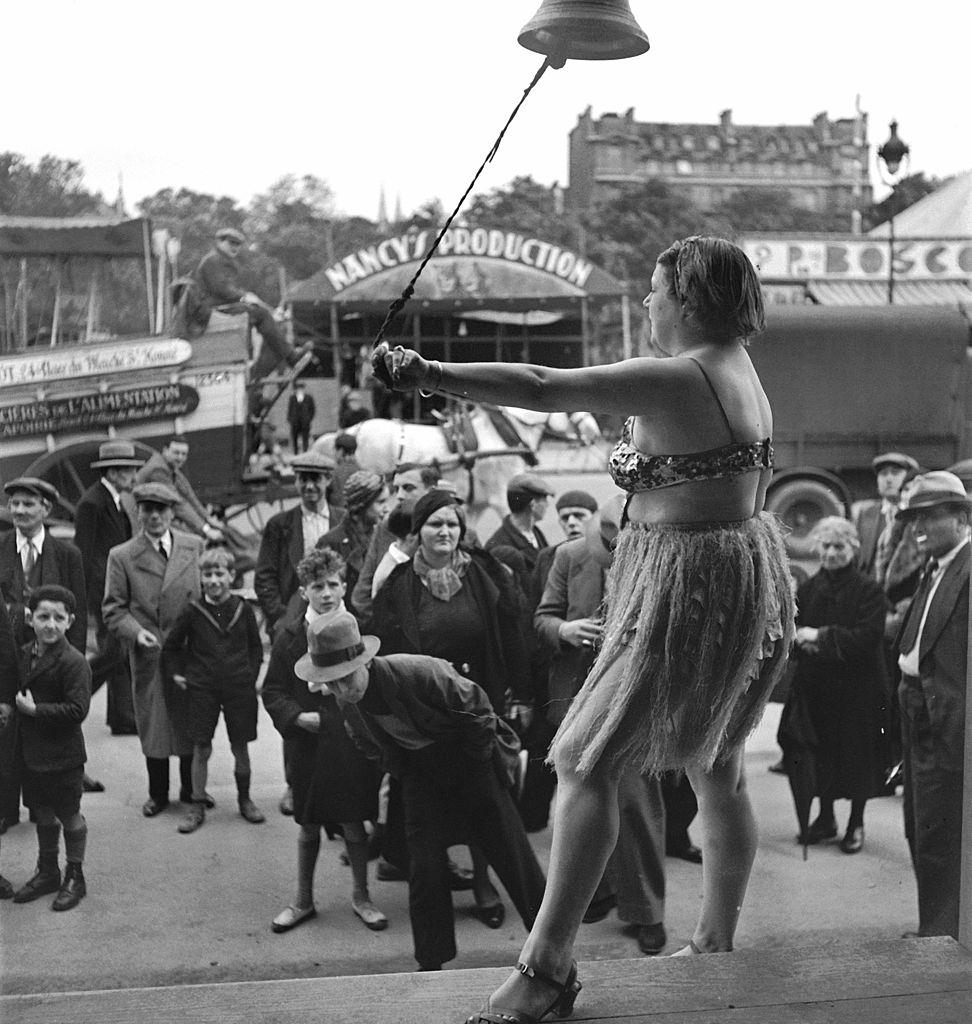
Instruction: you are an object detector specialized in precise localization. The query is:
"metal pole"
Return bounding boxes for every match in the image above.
[141,220,155,334]
[960,558,972,950]
[888,190,896,305]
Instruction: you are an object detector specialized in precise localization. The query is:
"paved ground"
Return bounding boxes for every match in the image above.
[0,687,917,996]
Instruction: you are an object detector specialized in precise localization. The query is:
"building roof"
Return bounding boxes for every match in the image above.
[868,172,972,239]
[807,280,972,306]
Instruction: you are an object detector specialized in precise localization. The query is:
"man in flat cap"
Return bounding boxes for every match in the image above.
[0,478,92,827]
[103,482,203,817]
[853,451,920,579]
[194,227,311,388]
[894,471,971,938]
[485,474,554,583]
[74,441,143,735]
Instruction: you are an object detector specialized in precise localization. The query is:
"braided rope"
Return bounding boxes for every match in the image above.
[372,57,558,351]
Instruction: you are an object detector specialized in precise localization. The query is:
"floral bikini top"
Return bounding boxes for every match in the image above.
[608,359,774,494]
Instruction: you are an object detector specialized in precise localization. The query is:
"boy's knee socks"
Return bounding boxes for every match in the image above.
[297,827,321,907]
[36,823,61,870]
[63,819,88,865]
[234,771,251,803]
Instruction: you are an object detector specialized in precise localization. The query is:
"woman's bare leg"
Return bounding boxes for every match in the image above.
[481,739,621,1016]
[674,745,755,954]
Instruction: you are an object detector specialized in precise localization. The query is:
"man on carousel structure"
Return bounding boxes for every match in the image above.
[194,227,312,386]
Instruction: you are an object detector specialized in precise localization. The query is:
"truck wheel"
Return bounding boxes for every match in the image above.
[766,479,846,560]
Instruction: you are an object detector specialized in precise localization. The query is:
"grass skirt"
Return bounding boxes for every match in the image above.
[548,512,795,777]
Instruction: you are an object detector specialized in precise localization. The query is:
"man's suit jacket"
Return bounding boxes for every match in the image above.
[254,503,345,628]
[287,394,316,429]
[103,530,202,758]
[853,500,884,577]
[897,541,970,772]
[136,452,209,536]
[0,531,87,652]
[534,537,604,728]
[74,480,134,614]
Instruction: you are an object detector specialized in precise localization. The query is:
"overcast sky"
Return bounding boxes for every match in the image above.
[7,1,968,221]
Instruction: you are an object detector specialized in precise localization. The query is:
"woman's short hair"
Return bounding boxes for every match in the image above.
[297,546,347,585]
[656,236,765,342]
[810,515,860,552]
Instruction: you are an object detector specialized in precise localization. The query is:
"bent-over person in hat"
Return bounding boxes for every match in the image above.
[74,440,143,736]
[894,470,971,939]
[103,482,203,817]
[298,607,546,972]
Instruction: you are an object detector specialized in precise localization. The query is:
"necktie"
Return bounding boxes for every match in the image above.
[158,539,168,561]
[23,540,37,577]
[898,558,938,655]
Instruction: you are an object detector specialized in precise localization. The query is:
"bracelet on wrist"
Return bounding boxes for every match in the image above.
[419,360,443,398]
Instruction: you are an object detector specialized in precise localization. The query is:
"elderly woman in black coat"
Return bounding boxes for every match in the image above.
[371,489,535,927]
[782,516,890,854]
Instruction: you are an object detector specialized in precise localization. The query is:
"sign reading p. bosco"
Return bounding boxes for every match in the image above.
[0,338,192,388]
[0,383,199,438]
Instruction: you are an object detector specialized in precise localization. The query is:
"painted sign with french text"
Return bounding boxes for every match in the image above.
[0,338,192,389]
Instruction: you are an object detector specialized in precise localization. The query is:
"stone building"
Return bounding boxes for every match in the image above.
[567,107,872,229]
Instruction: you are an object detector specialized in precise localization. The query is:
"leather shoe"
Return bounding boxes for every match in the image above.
[271,904,316,933]
[376,857,406,882]
[839,826,864,854]
[352,898,389,931]
[448,860,474,892]
[178,802,205,833]
[279,787,294,816]
[238,798,266,824]
[582,893,617,924]
[82,774,105,793]
[637,922,667,956]
[803,816,838,844]
[51,867,86,911]
[142,798,169,817]
[13,867,61,903]
[667,842,703,864]
[472,901,505,929]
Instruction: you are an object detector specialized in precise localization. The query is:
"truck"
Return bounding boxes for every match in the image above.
[751,303,972,558]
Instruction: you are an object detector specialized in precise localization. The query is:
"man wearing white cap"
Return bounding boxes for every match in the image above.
[894,470,971,939]
[298,608,546,972]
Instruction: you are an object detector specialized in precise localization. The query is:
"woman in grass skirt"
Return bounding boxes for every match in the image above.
[374,235,796,1024]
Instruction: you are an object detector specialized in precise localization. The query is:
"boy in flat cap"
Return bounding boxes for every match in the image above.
[103,483,203,817]
[298,607,545,972]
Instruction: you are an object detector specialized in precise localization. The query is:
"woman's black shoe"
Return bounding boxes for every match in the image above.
[839,825,864,854]
[472,901,505,929]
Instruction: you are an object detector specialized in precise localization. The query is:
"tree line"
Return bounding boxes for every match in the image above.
[0,151,942,349]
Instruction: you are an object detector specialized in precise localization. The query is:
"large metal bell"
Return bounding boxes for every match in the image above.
[518,0,650,62]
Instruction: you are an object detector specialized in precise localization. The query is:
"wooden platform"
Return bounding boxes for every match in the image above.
[3,937,970,1024]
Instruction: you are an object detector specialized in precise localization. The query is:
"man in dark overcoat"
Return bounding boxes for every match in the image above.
[74,440,143,735]
[895,471,971,939]
[286,380,316,455]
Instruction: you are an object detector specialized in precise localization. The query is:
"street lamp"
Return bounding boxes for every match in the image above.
[876,120,911,304]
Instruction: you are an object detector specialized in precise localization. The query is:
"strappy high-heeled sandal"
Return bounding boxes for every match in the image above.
[465,960,582,1024]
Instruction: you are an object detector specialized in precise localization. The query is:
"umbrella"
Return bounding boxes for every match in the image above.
[776,683,821,861]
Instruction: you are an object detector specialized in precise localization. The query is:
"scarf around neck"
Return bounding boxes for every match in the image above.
[413,547,471,601]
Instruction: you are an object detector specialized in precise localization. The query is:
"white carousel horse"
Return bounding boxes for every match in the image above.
[311,404,602,525]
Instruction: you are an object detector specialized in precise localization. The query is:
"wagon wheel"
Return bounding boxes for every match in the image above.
[24,439,158,520]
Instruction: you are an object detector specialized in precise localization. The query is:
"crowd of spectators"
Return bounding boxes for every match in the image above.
[1,433,967,956]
